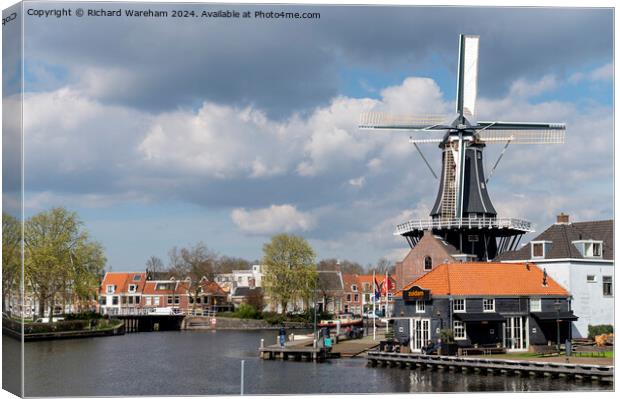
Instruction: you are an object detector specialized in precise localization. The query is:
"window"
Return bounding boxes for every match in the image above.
[112,296,119,305]
[189,296,194,304]
[154,296,160,306]
[530,298,541,312]
[121,296,127,304]
[593,242,602,257]
[453,299,465,312]
[483,298,495,312]
[424,256,433,271]
[106,285,114,294]
[167,296,173,305]
[453,320,466,340]
[346,294,351,302]
[145,297,152,306]
[532,242,544,258]
[99,296,105,305]
[128,284,136,293]
[416,300,425,313]
[136,296,140,304]
[196,297,202,304]
[354,294,359,302]
[364,283,370,291]
[603,276,612,296]
[128,296,134,305]
[174,296,180,304]
[587,275,596,283]
[352,285,358,292]
[133,275,141,281]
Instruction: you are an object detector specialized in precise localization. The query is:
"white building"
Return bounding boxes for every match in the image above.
[498,214,613,338]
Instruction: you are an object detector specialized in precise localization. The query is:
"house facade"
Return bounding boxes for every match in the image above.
[393,262,576,353]
[498,214,613,338]
[99,271,229,315]
[358,274,396,316]
[342,274,362,315]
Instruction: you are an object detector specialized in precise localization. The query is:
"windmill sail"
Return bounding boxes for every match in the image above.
[456,35,480,118]
[359,112,450,130]
[476,121,566,144]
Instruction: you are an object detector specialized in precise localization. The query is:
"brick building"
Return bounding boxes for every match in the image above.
[395,230,476,291]
[342,274,362,315]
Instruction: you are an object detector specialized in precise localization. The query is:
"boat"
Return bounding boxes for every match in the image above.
[317,314,363,329]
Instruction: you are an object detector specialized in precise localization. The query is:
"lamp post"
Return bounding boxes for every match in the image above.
[553,300,561,354]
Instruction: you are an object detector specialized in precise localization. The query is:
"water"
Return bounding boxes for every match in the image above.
[5,331,610,396]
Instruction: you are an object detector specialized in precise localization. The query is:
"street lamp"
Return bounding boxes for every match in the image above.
[553,300,561,354]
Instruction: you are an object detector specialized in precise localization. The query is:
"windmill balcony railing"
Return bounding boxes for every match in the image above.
[394,216,534,235]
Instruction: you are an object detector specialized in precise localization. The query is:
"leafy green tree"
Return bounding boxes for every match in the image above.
[24,208,106,319]
[2,213,22,315]
[262,234,317,313]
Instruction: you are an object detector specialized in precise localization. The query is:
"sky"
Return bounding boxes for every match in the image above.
[1,2,614,271]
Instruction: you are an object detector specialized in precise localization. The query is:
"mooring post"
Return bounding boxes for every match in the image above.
[240,360,245,395]
[260,339,264,349]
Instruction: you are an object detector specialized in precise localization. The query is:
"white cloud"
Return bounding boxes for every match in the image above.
[508,75,558,98]
[348,176,366,188]
[590,63,613,81]
[231,204,316,235]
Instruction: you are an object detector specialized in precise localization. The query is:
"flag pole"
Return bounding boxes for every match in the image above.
[385,271,388,334]
[372,270,376,341]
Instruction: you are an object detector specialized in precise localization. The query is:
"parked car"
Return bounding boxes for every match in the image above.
[363,311,379,319]
[34,317,64,323]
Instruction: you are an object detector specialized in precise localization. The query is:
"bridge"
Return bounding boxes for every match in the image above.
[105,309,186,333]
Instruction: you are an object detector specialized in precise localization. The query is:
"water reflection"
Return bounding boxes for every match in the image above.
[13,330,610,396]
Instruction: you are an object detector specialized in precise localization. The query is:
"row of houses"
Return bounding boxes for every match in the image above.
[392,213,614,353]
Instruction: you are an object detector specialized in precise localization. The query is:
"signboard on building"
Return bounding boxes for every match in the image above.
[402,285,431,302]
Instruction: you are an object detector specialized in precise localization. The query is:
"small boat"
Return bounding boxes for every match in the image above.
[318,314,363,329]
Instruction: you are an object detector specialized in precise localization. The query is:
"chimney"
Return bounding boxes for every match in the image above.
[556,213,570,224]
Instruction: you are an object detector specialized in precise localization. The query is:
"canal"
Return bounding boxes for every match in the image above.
[7,331,610,396]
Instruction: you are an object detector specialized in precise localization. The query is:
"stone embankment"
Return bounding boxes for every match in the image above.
[183,316,311,330]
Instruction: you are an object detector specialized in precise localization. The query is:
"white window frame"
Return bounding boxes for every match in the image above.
[145,297,152,306]
[603,276,613,297]
[352,285,358,292]
[531,241,549,259]
[154,296,160,306]
[587,275,597,283]
[453,299,466,313]
[128,284,137,293]
[416,300,425,313]
[482,298,495,312]
[453,320,466,340]
[106,285,114,294]
[530,298,541,312]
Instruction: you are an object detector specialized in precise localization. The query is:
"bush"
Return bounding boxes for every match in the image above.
[235,304,260,319]
[588,324,614,339]
[63,311,104,320]
[438,328,455,343]
[262,312,285,325]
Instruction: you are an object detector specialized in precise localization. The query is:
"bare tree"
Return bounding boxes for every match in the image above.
[145,256,164,274]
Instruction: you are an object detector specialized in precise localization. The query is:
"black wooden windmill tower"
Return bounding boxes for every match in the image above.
[359,35,566,261]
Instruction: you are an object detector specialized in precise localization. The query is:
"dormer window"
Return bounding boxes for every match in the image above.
[352,284,358,292]
[531,241,552,259]
[106,285,114,294]
[572,240,603,258]
[128,284,137,293]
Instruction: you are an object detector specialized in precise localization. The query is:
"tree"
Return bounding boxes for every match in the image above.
[23,208,106,319]
[2,213,22,315]
[145,255,164,274]
[216,256,251,274]
[262,234,317,314]
[369,257,396,275]
[167,242,218,313]
[317,258,364,274]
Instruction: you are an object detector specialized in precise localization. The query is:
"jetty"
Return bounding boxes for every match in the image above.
[367,352,613,384]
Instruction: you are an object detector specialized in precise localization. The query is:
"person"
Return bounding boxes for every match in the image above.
[279,326,286,348]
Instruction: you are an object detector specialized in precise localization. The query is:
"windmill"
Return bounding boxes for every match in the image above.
[359,35,565,260]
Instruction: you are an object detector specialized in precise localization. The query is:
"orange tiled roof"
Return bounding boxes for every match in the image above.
[341,274,360,291]
[398,262,568,297]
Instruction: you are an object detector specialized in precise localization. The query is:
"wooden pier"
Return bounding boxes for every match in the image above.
[259,346,329,362]
[367,352,613,384]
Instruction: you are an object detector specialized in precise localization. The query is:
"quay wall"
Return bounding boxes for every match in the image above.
[183,316,311,330]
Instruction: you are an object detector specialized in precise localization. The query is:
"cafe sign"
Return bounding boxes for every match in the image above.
[403,285,431,302]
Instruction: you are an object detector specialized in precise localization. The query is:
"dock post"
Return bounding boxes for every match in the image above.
[240,360,245,395]
[260,339,264,349]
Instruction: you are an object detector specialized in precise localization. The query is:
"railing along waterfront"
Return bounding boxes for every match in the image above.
[394,217,534,235]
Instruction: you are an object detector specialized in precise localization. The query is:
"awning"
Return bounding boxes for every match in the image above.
[454,312,506,322]
[531,311,578,321]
